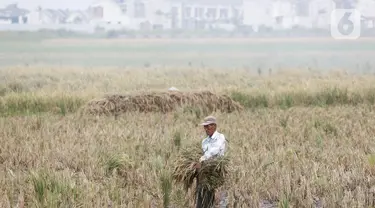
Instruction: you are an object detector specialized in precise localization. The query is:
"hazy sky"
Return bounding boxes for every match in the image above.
[0,0,93,10]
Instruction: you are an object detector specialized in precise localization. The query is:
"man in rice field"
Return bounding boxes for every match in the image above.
[193,115,228,208]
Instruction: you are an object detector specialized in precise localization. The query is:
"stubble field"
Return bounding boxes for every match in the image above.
[2,37,375,208]
[2,36,375,69]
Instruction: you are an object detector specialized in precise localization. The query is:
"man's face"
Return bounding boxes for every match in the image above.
[204,124,216,137]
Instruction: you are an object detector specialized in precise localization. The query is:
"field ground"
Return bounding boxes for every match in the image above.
[2,64,375,207]
[39,37,375,43]
[1,37,375,70]
[2,37,375,207]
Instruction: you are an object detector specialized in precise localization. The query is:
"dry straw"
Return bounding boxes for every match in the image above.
[81,91,243,116]
[172,143,229,207]
[172,144,202,192]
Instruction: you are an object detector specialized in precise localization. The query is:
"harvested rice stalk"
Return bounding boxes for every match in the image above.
[172,143,229,194]
[82,90,243,116]
[197,156,229,191]
[172,144,202,192]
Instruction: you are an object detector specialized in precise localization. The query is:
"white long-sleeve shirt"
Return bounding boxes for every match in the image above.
[201,131,226,161]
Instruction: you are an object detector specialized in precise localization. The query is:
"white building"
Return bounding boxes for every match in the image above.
[243,0,273,31]
[88,0,172,30]
[166,0,242,30]
[89,0,131,26]
[0,4,29,24]
[243,0,295,30]
[243,0,336,30]
[356,0,375,28]
[272,0,295,29]
[27,8,69,24]
[294,0,335,29]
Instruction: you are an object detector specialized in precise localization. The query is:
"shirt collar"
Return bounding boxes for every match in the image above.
[208,131,219,140]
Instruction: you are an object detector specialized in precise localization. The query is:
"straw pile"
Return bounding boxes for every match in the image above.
[82,91,243,116]
[172,143,229,207]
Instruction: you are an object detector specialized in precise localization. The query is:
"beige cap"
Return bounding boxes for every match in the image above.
[200,116,217,126]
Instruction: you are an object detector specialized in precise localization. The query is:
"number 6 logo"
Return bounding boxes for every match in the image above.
[331,9,361,39]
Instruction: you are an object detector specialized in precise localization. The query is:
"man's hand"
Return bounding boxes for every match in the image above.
[189,162,201,170]
[194,162,201,169]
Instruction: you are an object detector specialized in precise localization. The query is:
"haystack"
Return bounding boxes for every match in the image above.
[172,143,229,207]
[82,90,243,116]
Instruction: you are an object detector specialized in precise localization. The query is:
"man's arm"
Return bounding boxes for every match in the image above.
[200,134,226,162]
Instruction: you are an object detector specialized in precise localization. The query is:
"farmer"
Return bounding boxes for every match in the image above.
[193,115,227,208]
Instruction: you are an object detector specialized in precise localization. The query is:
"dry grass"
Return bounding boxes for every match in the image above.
[2,66,375,207]
[82,91,243,116]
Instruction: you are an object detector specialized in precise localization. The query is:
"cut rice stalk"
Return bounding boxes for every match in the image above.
[82,90,243,116]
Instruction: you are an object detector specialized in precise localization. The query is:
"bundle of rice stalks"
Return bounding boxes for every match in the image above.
[197,156,229,191]
[82,90,243,116]
[172,144,202,192]
[172,143,230,193]
[193,157,230,208]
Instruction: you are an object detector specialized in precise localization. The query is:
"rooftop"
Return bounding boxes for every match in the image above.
[0,4,29,17]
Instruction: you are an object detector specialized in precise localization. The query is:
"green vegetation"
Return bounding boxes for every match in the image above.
[2,85,375,117]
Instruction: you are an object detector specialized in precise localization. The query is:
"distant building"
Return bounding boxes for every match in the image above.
[89,0,130,25]
[167,0,242,30]
[294,0,335,29]
[243,0,297,30]
[333,0,356,9]
[0,4,29,24]
[26,6,90,25]
[27,8,69,24]
[87,0,242,31]
[88,0,171,30]
[66,11,90,24]
[356,0,375,29]
[243,0,335,30]
[243,0,273,31]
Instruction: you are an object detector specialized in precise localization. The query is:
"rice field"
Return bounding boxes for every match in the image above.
[2,36,375,70]
[2,37,375,207]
